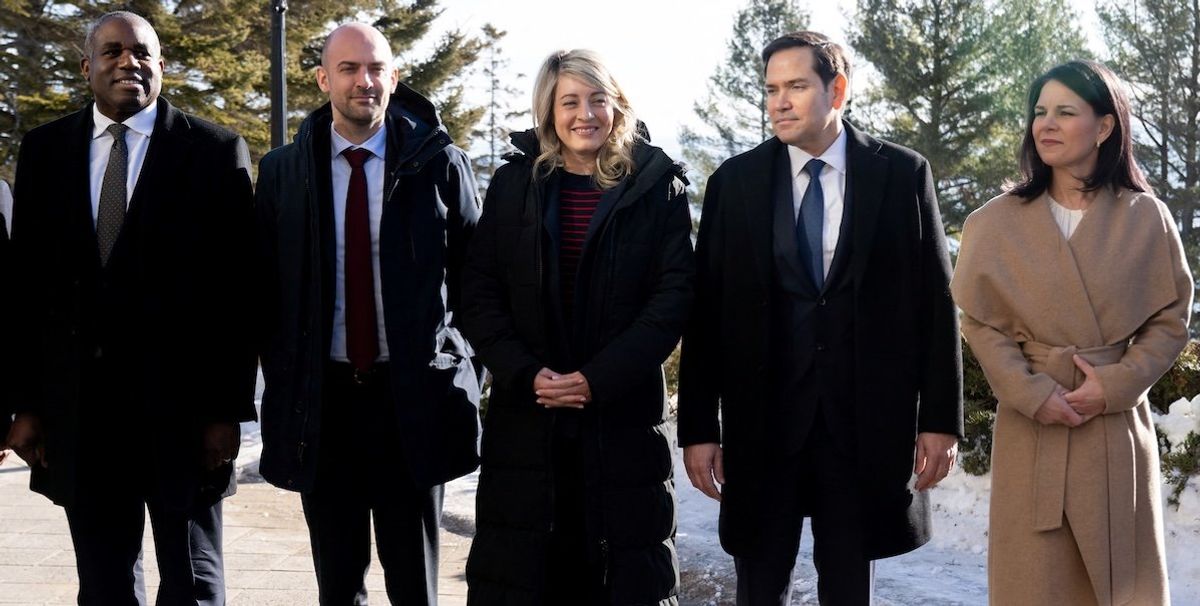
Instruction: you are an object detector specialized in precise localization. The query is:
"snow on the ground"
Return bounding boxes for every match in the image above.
[1157,396,1200,603]
[231,368,1200,604]
[672,431,989,605]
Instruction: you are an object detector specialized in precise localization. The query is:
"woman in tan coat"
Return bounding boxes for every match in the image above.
[952,60,1191,606]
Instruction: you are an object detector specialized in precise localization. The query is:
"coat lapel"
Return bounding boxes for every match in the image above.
[66,108,99,266]
[771,143,816,294]
[741,139,782,292]
[1031,192,1106,346]
[127,100,178,216]
[845,122,889,286]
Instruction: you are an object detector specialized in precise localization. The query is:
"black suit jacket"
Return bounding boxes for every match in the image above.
[10,98,257,508]
[678,121,963,559]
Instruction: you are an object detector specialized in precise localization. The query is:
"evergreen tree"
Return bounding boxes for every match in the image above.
[1099,0,1200,247]
[849,0,1087,231]
[0,1,89,181]
[679,0,808,199]
[470,23,527,193]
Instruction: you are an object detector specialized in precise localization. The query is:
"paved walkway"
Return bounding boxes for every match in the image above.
[0,456,469,605]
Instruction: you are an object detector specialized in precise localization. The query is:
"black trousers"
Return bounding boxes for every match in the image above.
[65,495,224,606]
[64,361,227,606]
[302,362,442,606]
[734,412,874,606]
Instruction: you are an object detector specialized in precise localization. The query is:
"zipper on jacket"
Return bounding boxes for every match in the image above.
[296,167,318,467]
[599,537,610,587]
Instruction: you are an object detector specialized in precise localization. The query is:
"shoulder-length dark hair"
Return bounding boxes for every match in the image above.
[1008,60,1151,199]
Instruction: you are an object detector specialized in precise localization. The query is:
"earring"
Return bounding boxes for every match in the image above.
[1096,140,1101,149]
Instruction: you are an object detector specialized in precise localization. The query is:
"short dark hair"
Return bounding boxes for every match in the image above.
[84,11,159,59]
[1009,60,1151,199]
[761,31,851,87]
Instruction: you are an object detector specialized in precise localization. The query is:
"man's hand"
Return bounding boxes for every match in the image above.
[914,432,957,491]
[202,422,240,471]
[7,413,47,468]
[1034,385,1090,427]
[533,368,591,408]
[1063,355,1107,417]
[683,442,724,501]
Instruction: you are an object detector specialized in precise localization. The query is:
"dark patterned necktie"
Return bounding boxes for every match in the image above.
[97,123,129,266]
[797,158,826,288]
[342,147,378,371]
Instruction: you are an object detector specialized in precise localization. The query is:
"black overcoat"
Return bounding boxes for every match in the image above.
[460,130,693,605]
[254,84,482,492]
[678,122,963,559]
[10,98,258,508]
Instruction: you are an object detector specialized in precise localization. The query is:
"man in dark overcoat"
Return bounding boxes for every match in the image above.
[254,23,481,605]
[678,31,964,605]
[6,11,256,604]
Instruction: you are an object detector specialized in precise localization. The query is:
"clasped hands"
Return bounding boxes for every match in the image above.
[1034,354,1107,427]
[533,367,592,408]
[3,414,240,472]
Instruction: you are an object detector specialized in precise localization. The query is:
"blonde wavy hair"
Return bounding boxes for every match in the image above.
[531,49,639,189]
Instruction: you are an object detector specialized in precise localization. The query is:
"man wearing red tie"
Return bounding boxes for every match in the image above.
[254,23,482,605]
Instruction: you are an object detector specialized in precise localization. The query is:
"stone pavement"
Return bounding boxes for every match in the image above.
[0,456,470,605]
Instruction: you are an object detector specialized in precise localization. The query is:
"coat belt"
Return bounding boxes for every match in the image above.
[1019,340,1135,605]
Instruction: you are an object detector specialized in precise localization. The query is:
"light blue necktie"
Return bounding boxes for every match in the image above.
[798,158,825,288]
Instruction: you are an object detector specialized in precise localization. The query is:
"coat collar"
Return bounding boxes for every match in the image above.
[741,120,888,291]
[295,82,452,178]
[843,120,889,286]
[67,97,188,269]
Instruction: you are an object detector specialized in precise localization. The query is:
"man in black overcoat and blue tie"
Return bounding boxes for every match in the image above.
[679,31,964,605]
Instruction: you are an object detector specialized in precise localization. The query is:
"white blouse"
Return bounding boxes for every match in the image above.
[1048,196,1086,239]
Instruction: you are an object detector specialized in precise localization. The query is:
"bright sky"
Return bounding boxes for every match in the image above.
[416,0,1103,160]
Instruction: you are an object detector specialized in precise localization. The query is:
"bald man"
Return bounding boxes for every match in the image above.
[7,10,256,605]
[255,23,481,605]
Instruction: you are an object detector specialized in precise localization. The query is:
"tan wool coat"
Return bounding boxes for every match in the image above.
[951,188,1192,606]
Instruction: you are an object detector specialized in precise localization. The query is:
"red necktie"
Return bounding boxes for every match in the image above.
[342,148,378,371]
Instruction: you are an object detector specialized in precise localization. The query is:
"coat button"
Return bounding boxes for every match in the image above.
[93,346,103,359]
[818,298,826,306]
[816,344,825,352]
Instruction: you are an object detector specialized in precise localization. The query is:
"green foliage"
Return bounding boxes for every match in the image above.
[664,343,681,397]
[678,0,807,201]
[1099,0,1200,330]
[849,0,1088,232]
[0,1,90,180]
[1161,430,1200,508]
[960,337,999,475]
[1149,341,1200,414]
[470,23,527,194]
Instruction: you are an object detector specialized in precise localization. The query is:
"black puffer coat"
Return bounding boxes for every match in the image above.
[461,129,693,605]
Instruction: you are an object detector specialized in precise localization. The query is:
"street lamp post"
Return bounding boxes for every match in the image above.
[270,0,288,149]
